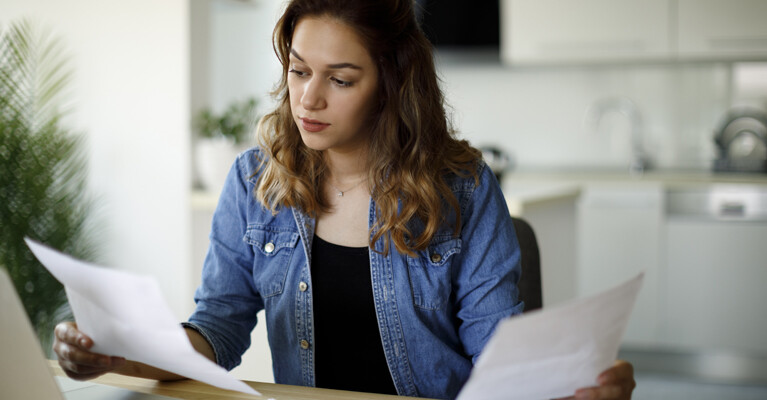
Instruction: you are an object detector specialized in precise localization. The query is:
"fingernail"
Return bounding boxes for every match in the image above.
[79,337,88,347]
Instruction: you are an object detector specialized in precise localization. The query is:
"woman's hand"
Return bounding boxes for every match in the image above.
[52,321,126,381]
[558,360,636,400]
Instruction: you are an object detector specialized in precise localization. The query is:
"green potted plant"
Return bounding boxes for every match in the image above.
[0,20,101,354]
[193,97,259,194]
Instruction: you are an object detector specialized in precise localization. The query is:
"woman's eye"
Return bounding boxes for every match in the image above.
[331,77,352,87]
[288,68,307,77]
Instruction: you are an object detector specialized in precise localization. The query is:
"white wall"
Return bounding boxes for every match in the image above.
[438,60,734,171]
[2,0,193,319]
[209,0,283,117]
[189,0,282,188]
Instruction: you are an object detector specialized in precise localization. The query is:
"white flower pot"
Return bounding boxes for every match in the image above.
[195,137,247,196]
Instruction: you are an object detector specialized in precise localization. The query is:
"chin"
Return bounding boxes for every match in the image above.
[298,133,330,152]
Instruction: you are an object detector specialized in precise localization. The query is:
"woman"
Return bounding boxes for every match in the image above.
[54,1,636,399]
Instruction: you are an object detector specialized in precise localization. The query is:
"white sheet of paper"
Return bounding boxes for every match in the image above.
[25,239,260,396]
[457,272,644,400]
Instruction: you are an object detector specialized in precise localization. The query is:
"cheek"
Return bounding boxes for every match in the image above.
[355,89,379,122]
[287,80,301,108]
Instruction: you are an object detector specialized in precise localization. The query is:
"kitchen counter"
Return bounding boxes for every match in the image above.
[500,181,581,217]
[503,168,767,186]
[500,169,767,214]
[501,169,767,216]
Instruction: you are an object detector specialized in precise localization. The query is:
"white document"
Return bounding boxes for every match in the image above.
[457,272,644,400]
[25,239,260,397]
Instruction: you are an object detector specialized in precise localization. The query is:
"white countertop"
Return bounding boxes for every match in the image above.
[501,182,581,216]
[499,169,767,216]
[503,169,767,186]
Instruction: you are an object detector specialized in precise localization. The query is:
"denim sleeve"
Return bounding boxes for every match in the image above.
[452,163,524,363]
[187,151,264,371]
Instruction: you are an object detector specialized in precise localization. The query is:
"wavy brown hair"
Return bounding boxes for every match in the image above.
[256,0,481,256]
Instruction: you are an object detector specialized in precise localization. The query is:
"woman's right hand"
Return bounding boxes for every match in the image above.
[53,321,126,381]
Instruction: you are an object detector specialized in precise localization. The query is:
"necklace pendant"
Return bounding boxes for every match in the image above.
[337,191,343,197]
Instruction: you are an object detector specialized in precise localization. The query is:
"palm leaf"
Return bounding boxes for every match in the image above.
[0,19,101,354]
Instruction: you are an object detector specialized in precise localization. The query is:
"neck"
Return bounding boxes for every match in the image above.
[324,148,368,184]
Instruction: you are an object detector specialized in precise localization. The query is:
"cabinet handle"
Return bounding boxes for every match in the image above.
[708,36,767,50]
[720,201,745,217]
[537,39,645,54]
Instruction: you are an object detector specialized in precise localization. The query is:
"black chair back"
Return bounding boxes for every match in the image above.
[511,217,542,312]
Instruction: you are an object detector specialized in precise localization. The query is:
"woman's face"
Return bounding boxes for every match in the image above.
[288,16,379,155]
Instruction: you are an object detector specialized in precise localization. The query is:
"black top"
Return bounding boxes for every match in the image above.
[310,235,397,395]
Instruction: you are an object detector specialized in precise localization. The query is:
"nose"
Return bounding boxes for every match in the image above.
[301,77,326,111]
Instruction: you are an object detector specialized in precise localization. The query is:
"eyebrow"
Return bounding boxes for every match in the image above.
[290,48,362,70]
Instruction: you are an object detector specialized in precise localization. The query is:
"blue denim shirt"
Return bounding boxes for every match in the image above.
[186,147,523,400]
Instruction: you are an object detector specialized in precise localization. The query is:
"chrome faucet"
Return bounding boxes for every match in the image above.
[585,97,651,174]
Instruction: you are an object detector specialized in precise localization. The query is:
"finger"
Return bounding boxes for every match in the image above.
[59,354,125,372]
[575,385,623,400]
[598,360,635,385]
[63,370,103,381]
[57,350,125,378]
[54,321,73,342]
[55,335,124,373]
[59,358,106,378]
[55,322,93,349]
[60,362,111,381]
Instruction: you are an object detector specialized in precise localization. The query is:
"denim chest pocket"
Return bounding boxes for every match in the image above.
[244,226,300,298]
[406,236,462,310]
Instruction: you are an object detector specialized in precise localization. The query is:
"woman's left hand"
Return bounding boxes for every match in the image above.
[557,360,636,400]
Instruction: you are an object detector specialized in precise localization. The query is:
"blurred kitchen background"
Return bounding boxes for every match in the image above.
[3,0,767,399]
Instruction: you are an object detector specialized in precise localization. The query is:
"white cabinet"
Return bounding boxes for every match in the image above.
[663,219,767,354]
[504,183,581,307]
[502,0,672,64]
[661,186,767,354]
[576,184,664,347]
[677,0,767,60]
[501,0,767,65]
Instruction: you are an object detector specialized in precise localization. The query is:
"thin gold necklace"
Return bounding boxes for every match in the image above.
[328,178,366,197]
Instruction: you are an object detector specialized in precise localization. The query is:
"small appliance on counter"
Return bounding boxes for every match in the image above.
[713,106,767,173]
[480,146,514,181]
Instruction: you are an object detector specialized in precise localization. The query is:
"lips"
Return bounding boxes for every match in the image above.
[300,117,330,133]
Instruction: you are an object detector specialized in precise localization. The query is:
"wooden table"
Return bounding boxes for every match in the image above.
[49,361,430,400]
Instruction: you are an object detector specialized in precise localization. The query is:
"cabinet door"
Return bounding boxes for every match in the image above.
[501,0,672,65]
[577,185,663,347]
[662,219,767,354]
[678,0,767,60]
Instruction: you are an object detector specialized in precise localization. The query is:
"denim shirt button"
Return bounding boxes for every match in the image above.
[264,242,275,253]
[298,281,308,292]
[430,253,442,263]
[300,339,310,350]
